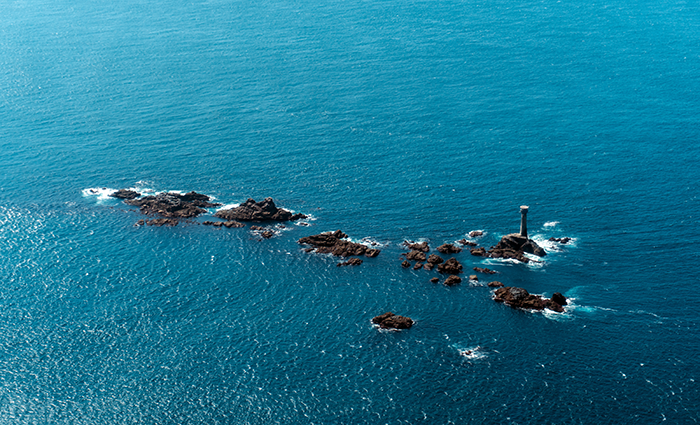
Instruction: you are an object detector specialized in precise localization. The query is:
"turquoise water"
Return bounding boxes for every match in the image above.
[1,0,699,423]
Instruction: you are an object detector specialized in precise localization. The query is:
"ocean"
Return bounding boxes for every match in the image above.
[1,0,699,423]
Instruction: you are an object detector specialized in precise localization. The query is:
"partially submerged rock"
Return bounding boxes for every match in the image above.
[145,218,179,227]
[338,258,363,267]
[458,239,477,247]
[404,241,430,252]
[372,312,414,330]
[110,189,141,200]
[437,243,462,254]
[493,286,565,312]
[426,254,444,265]
[203,220,244,228]
[215,197,306,222]
[549,237,571,244]
[405,250,426,262]
[473,267,497,274]
[125,191,220,218]
[437,257,463,274]
[444,275,461,286]
[469,230,484,238]
[470,247,487,257]
[298,230,380,257]
[469,274,478,281]
[487,281,504,288]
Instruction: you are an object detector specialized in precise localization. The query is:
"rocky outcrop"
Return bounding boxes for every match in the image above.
[469,230,484,238]
[298,230,380,257]
[549,237,571,244]
[469,274,478,281]
[144,218,179,227]
[437,258,463,274]
[203,220,245,228]
[473,267,497,274]
[125,191,220,218]
[487,281,504,288]
[458,239,477,247]
[413,262,424,270]
[487,233,546,263]
[404,241,430,252]
[493,287,565,312]
[401,260,411,268]
[110,189,141,200]
[338,258,363,266]
[426,254,444,265]
[444,275,461,286]
[215,198,306,222]
[372,312,414,330]
[551,292,567,306]
[430,277,439,283]
[470,247,486,257]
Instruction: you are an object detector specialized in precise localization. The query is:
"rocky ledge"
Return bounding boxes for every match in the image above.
[472,233,547,263]
[493,286,566,312]
[125,191,221,218]
[298,230,380,258]
[372,312,414,330]
[215,197,306,222]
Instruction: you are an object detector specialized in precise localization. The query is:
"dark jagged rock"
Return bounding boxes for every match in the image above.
[250,225,264,230]
[549,237,571,244]
[487,233,546,263]
[437,257,463,274]
[470,247,487,257]
[469,230,484,238]
[493,287,564,312]
[372,312,414,330]
[215,197,305,222]
[338,258,363,267]
[551,292,567,306]
[260,230,274,239]
[430,277,439,283]
[469,274,478,281]
[298,230,380,258]
[458,239,477,247]
[125,191,219,218]
[487,281,504,288]
[426,254,444,265]
[437,243,462,254]
[413,262,424,270]
[444,275,461,286]
[401,260,411,268]
[110,189,141,200]
[135,219,145,226]
[223,221,245,228]
[146,218,179,227]
[404,241,430,252]
[473,267,497,274]
[405,250,426,262]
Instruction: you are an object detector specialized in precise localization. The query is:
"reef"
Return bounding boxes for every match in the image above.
[215,197,306,222]
[372,312,414,329]
[125,191,220,218]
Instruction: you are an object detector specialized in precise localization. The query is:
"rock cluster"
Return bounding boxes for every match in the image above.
[403,241,430,252]
[437,257,463,274]
[298,230,380,258]
[473,267,497,274]
[493,287,566,312]
[372,312,414,330]
[215,197,306,222]
[484,233,547,263]
[110,189,141,200]
[549,237,571,244]
[437,243,462,254]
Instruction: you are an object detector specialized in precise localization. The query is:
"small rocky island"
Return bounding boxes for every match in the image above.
[470,206,547,263]
[372,312,414,329]
[111,190,222,226]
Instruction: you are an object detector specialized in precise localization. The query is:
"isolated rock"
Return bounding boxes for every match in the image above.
[469,274,478,281]
[437,257,463,274]
[372,312,414,330]
[298,230,380,257]
[260,230,274,239]
[215,197,306,222]
[487,281,504,288]
[458,239,477,247]
[404,241,430,252]
[444,275,462,286]
[437,243,462,254]
[430,277,439,283]
[469,231,484,237]
[110,189,141,200]
[401,260,411,268]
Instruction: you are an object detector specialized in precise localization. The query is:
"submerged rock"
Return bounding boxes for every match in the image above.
[473,267,497,274]
[338,258,363,267]
[372,312,414,330]
[146,218,179,227]
[215,197,306,222]
[298,230,380,258]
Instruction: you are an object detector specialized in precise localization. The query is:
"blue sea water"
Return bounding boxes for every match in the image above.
[1,0,699,422]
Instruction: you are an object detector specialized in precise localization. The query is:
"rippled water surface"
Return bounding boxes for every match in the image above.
[1,0,699,423]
